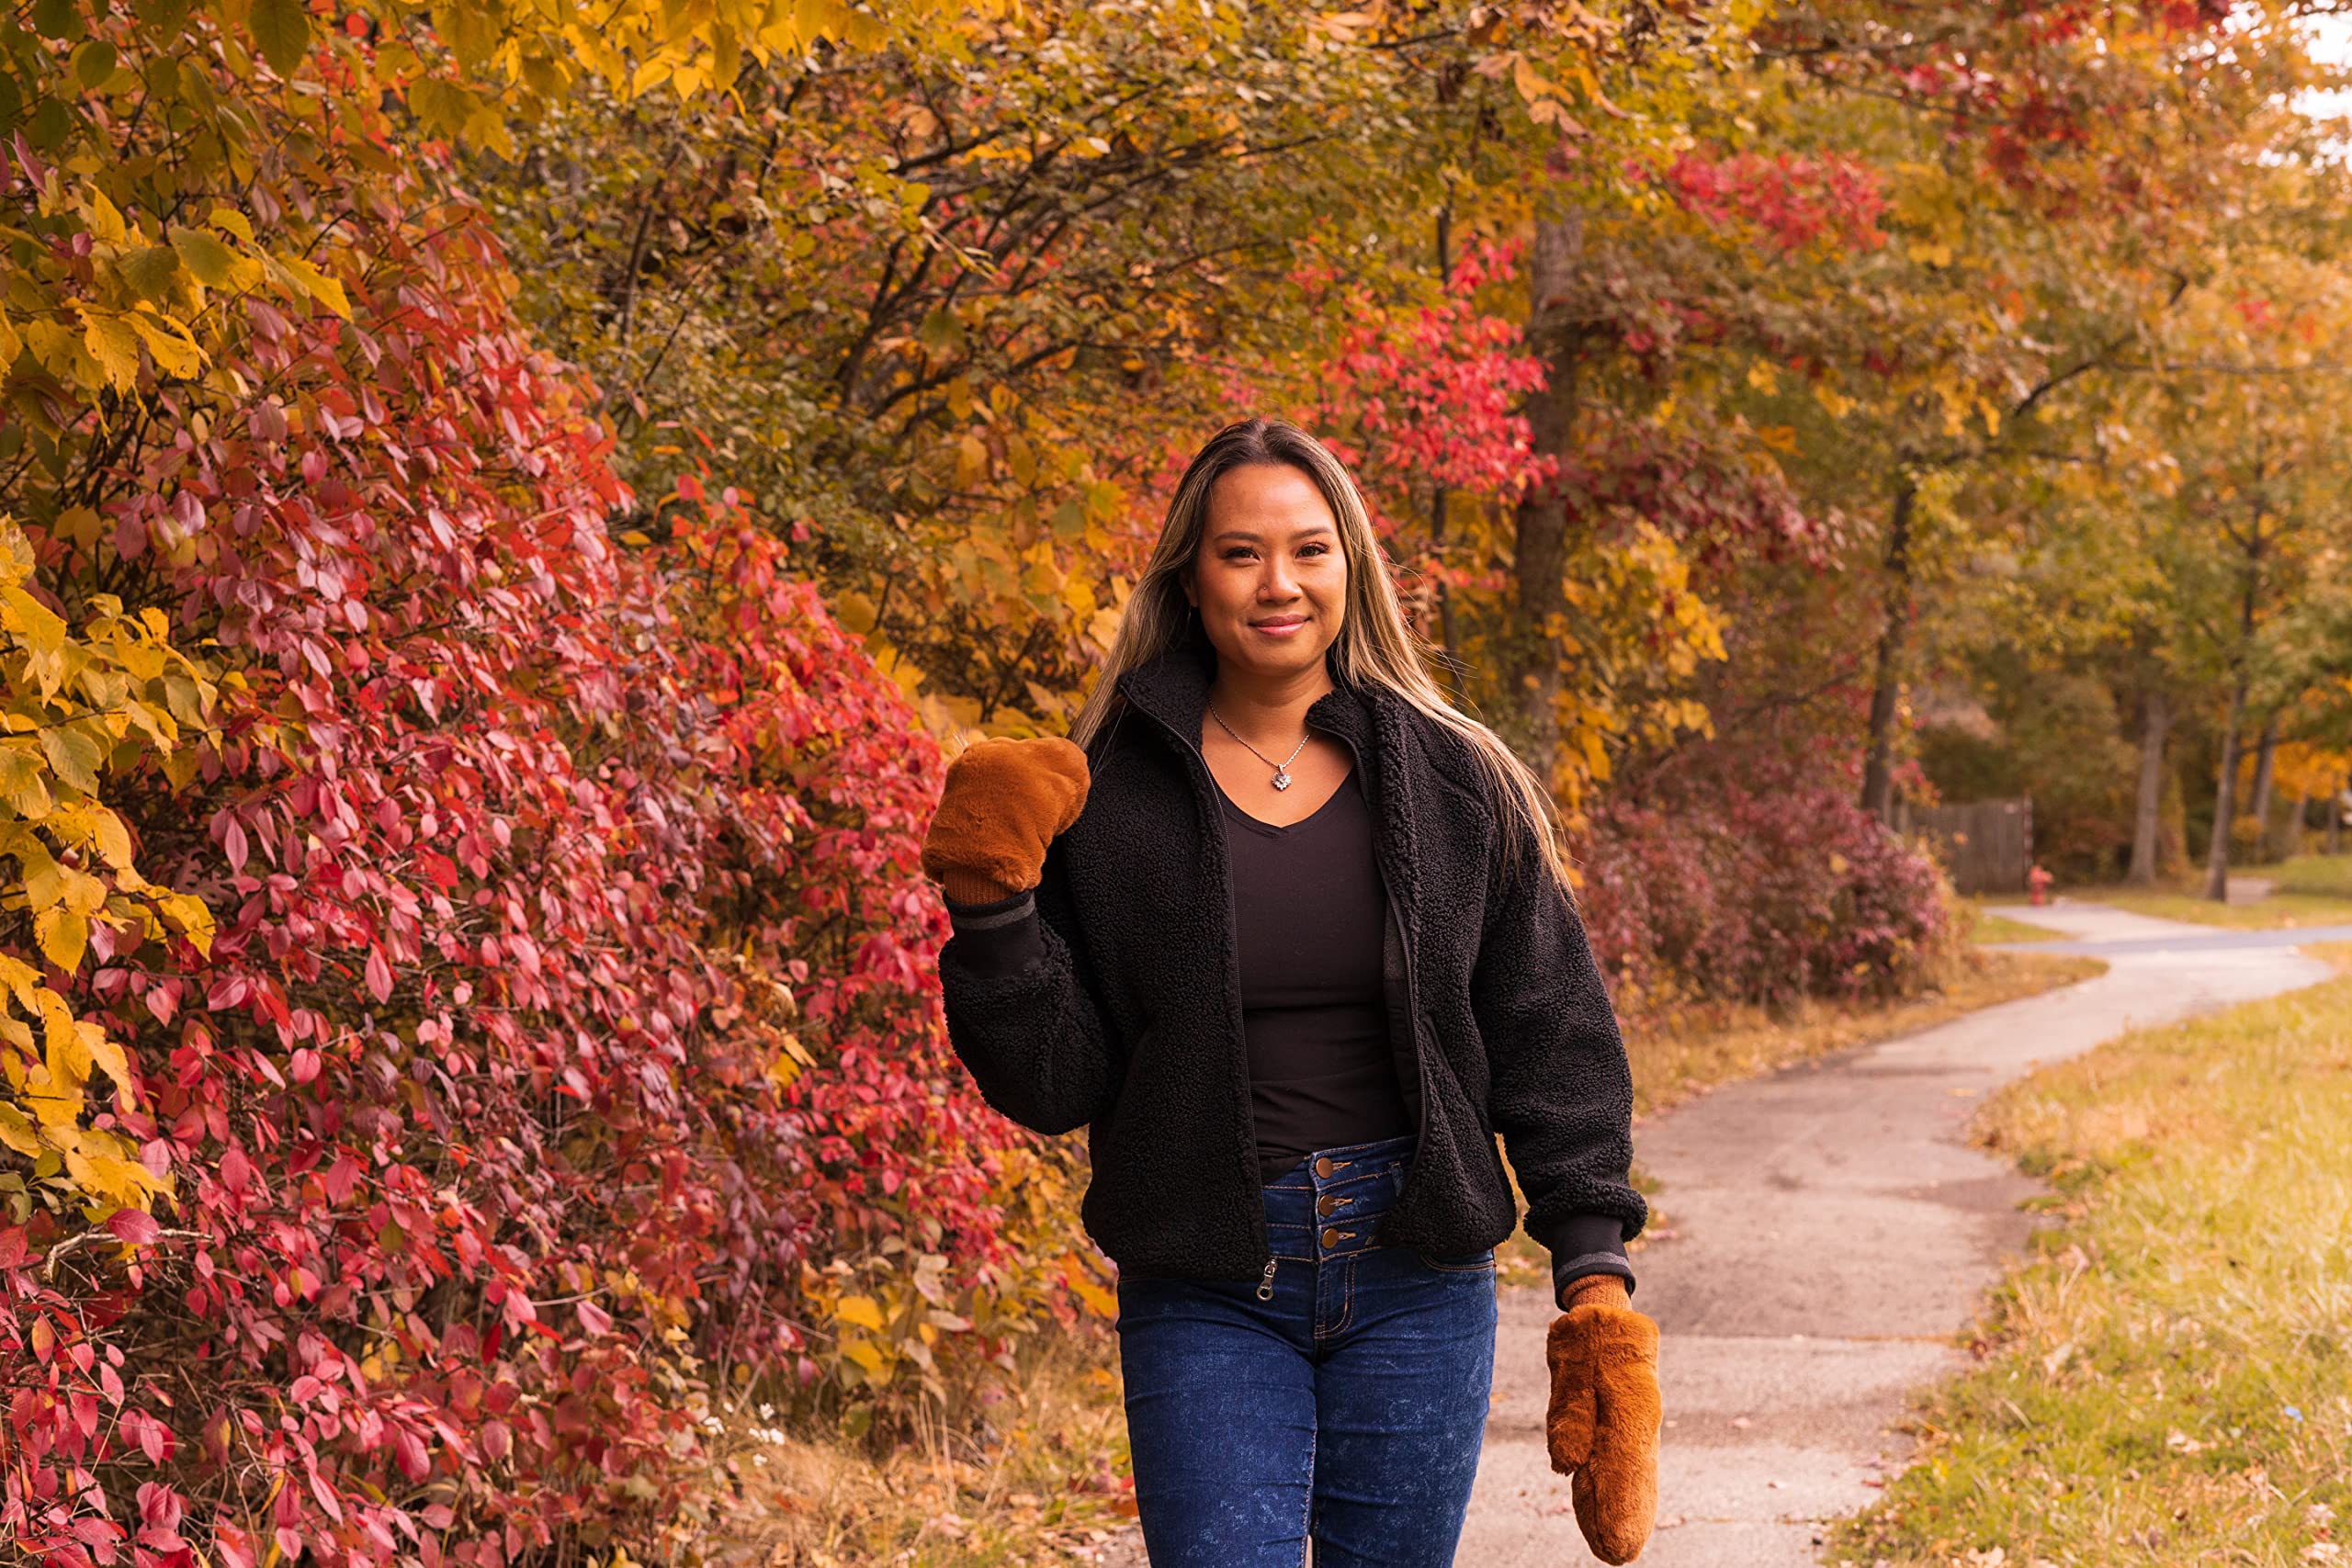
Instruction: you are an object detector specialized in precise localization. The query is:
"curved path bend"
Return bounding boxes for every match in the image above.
[1458,897,2337,1566]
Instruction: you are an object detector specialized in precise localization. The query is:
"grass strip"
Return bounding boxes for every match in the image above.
[1969,908,2067,944]
[2091,886,2352,931]
[2080,853,2352,931]
[1829,942,2352,1568]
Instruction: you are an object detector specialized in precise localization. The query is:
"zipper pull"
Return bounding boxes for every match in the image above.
[1256,1257,1278,1301]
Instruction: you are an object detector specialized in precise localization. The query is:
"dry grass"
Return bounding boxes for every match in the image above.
[686,1322,1138,1567]
[1828,942,2352,1567]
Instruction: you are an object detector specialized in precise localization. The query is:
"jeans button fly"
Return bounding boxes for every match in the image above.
[1320,1226,1344,1247]
[1314,1156,1335,1178]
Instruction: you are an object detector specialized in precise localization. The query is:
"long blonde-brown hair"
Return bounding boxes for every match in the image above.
[1069,416,1581,908]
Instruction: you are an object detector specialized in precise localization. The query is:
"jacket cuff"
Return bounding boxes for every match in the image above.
[1529,1210,1637,1302]
[942,887,1046,979]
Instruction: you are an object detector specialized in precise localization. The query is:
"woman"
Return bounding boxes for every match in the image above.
[921,418,1661,1565]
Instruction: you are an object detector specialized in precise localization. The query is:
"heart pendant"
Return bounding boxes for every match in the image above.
[1272,769,1293,791]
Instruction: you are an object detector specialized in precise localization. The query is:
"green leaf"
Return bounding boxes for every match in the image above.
[31,0,77,41]
[250,0,313,77]
[917,308,963,354]
[170,226,248,289]
[409,78,475,139]
[72,42,119,89]
[118,246,187,304]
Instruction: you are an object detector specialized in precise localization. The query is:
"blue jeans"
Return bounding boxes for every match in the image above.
[1114,1132,1499,1566]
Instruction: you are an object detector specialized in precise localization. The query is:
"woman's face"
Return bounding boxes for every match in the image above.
[1183,462,1348,684]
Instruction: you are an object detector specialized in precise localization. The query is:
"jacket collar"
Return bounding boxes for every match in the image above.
[1109,621,1425,926]
[1112,619,1380,755]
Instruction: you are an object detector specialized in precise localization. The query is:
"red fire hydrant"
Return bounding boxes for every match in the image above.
[2027,863,2053,906]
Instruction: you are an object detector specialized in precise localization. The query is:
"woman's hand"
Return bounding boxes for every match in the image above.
[1544,1274,1662,1563]
[921,736,1091,905]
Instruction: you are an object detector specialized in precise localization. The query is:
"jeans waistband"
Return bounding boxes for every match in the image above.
[1260,1134,1415,1258]
[1261,1132,1415,1190]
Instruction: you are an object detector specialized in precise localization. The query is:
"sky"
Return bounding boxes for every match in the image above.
[2298,12,2352,127]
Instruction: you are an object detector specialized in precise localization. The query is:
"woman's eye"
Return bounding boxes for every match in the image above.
[1222,543,1329,561]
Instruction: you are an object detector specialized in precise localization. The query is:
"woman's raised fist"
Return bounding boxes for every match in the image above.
[921,736,1091,905]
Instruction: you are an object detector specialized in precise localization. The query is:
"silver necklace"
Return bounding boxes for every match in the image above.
[1206,702,1309,791]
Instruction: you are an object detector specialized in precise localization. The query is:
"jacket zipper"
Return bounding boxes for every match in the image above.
[1329,726,1433,1194]
[1135,703,1281,1280]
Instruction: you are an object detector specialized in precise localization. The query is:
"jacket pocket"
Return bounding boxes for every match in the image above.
[1470,1093,1517,1214]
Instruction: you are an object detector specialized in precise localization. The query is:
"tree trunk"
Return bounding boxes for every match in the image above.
[2127,686,2172,886]
[1858,479,1917,823]
[2281,790,2307,862]
[2202,676,2247,901]
[2247,714,2278,861]
[2203,534,2266,901]
[1501,216,1585,783]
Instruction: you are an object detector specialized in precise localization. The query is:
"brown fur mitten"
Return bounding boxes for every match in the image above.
[1544,1277,1662,1564]
[920,736,1091,904]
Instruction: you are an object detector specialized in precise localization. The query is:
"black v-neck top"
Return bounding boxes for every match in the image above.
[1216,765,1413,1183]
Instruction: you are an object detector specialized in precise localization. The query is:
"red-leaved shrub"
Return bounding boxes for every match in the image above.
[1578,751,1961,1011]
[3,49,1087,1568]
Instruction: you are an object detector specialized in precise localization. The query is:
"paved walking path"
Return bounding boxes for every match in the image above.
[1456,897,2336,1565]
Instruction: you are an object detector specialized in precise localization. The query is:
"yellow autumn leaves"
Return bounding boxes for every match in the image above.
[1,517,218,1217]
[0,175,349,404]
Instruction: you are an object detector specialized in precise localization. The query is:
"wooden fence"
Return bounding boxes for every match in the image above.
[1892,796,2033,895]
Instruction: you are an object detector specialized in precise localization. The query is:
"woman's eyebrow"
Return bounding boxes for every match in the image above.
[1207,524,1339,543]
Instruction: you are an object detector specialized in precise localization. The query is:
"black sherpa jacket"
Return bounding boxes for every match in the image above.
[933,628,1645,1304]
